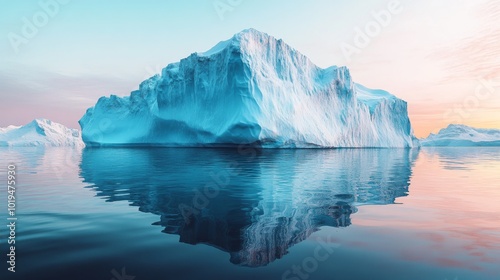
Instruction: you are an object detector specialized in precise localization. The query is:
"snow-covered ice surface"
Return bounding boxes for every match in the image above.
[0,125,21,133]
[0,119,84,147]
[80,29,418,148]
[421,124,500,146]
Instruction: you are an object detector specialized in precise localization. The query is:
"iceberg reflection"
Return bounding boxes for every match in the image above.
[80,148,417,266]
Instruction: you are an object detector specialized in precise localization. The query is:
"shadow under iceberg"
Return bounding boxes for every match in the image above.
[80,147,417,267]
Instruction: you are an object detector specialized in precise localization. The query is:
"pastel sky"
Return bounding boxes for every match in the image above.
[1,0,499,138]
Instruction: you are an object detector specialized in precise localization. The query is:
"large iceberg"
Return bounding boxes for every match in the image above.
[80,29,418,148]
[0,119,84,147]
[421,124,500,146]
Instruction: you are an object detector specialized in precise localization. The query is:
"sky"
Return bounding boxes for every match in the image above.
[0,0,499,138]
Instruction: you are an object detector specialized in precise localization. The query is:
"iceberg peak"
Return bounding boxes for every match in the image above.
[0,119,84,147]
[197,28,315,69]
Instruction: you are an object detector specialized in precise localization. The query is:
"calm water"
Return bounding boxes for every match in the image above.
[0,147,499,280]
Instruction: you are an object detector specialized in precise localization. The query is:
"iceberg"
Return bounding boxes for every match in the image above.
[421,124,500,146]
[80,29,418,148]
[0,119,84,147]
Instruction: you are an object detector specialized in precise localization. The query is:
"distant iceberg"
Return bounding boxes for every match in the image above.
[0,119,84,147]
[80,29,418,148]
[421,124,500,146]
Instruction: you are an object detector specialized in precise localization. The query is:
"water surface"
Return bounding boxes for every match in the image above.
[0,147,499,279]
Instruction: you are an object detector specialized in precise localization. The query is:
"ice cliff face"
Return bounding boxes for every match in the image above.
[422,124,500,146]
[0,119,84,147]
[80,29,418,148]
